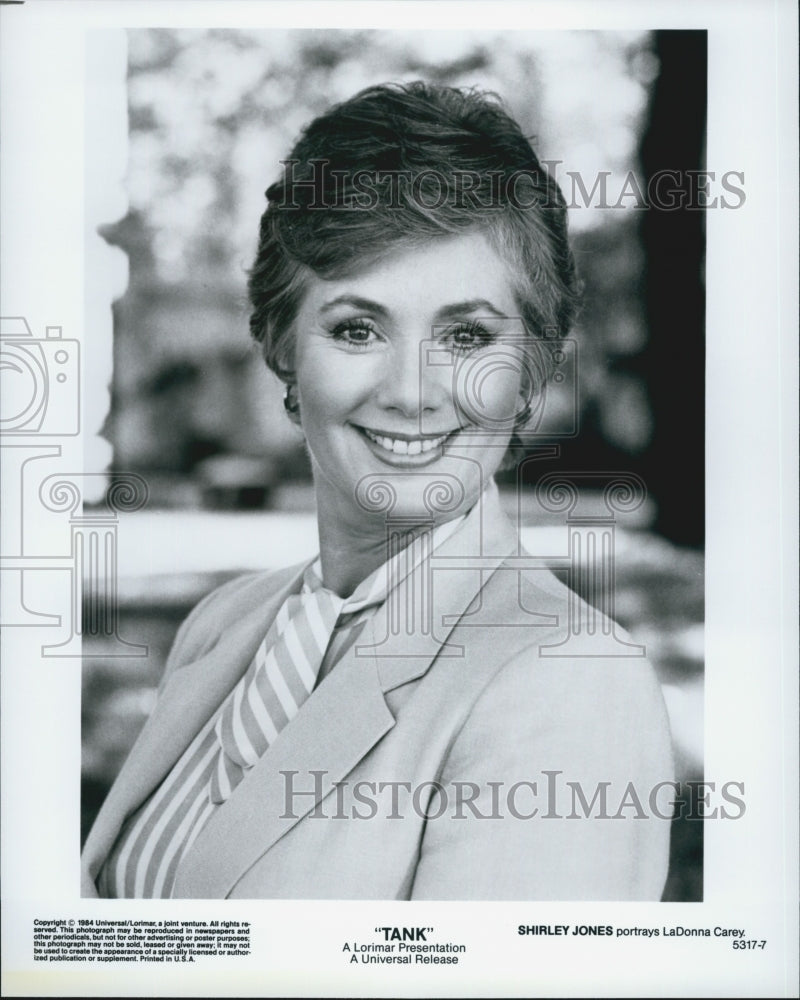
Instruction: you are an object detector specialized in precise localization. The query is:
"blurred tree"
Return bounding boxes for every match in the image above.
[638,30,706,547]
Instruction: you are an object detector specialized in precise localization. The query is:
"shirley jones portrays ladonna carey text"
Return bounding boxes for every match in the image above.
[82,81,675,900]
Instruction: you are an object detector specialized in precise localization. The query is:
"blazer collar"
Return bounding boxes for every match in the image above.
[172,643,394,897]
[367,477,519,691]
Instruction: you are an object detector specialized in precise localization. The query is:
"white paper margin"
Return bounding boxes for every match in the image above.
[1,1,797,997]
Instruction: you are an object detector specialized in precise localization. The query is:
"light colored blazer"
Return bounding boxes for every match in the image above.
[82,488,673,900]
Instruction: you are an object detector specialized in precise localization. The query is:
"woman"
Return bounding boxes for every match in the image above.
[82,82,673,900]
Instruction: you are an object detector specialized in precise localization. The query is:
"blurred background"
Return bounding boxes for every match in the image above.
[82,28,706,901]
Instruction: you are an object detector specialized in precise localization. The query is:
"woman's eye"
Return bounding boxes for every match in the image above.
[445,322,495,354]
[330,321,379,349]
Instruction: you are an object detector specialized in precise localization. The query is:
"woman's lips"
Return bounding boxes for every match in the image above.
[356,425,460,459]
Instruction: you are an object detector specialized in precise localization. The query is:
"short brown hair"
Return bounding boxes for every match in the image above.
[248,81,580,383]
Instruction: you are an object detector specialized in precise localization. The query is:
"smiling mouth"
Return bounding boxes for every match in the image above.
[358,426,457,456]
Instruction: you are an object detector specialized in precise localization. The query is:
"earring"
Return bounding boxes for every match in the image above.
[513,400,532,430]
[283,383,300,419]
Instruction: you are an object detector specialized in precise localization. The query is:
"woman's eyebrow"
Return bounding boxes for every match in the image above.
[319,295,388,317]
[318,295,509,320]
[435,299,509,320]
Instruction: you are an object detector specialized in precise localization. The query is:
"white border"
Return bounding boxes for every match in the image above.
[1,2,797,997]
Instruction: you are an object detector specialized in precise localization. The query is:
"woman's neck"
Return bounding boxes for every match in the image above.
[309,466,489,597]
[316,508,420,597]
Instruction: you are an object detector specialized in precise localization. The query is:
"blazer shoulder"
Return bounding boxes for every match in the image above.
[496,548,642,650]
[415,639,673,901]
[414,561,674,901]
[163,563,305,679]
[459,553,672,751]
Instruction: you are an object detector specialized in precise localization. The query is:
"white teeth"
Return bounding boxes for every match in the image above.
[362,428,450,455]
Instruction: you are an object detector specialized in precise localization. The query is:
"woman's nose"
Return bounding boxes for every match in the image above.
[376,338,448,419]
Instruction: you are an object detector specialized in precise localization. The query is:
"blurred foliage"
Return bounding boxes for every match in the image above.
[104,28,660,508]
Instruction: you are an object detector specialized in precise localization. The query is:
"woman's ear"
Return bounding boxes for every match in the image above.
[283,382,302,425]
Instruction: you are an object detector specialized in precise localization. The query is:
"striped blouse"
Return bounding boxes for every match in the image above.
[97,514,466,898]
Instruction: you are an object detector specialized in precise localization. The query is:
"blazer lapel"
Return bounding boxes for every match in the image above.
[366,479,520,691]
[173,482,521,897]
[172,647,394,897]
[81,565,306,893]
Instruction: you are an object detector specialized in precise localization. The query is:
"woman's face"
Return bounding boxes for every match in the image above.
[291,230,529,530]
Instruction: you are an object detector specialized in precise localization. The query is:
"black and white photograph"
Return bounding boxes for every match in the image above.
[1,2,797,997]
[79,27,703,904]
